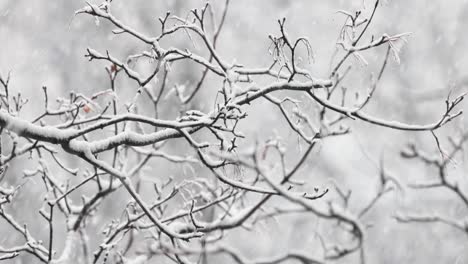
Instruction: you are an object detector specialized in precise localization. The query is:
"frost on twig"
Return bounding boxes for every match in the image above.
[0,0,464,263]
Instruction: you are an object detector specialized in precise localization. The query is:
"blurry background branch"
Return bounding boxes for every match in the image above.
[0,0,466,263]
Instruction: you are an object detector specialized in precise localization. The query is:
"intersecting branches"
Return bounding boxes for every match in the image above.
[396,132,468,235]
[268,18,315,81]
[0,0,464,263]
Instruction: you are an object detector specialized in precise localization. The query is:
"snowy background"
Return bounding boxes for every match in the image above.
[0,0,467,263]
